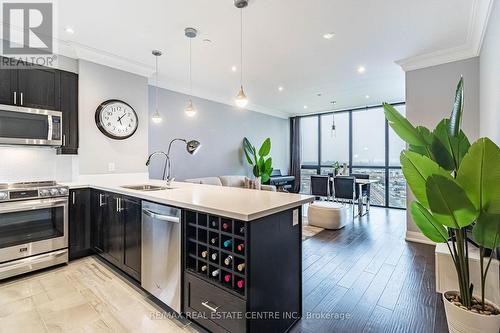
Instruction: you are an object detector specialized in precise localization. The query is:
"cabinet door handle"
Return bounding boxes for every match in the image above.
[99,194,105,207]
[116,198,120,213]
[72,192,76,205]
[20,92,23,106]
[201,301,219,313]
[62,134,66,146]
[13,91,16,104]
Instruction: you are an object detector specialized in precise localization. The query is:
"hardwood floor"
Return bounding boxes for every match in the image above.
[293,207,449,333]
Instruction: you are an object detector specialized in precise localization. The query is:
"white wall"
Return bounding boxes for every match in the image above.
[404,57,480,240]
[77,60,149,175]
[148,87,290,181]
[480,0,500,145]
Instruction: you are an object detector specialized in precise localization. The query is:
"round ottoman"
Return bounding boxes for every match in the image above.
[307,201,350,230]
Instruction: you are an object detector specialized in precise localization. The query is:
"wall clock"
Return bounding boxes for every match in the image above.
[95,99,138,140]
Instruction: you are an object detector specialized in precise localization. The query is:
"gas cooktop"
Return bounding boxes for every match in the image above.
[0,181,69,202]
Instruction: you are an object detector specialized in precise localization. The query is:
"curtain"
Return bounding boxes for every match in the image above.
[290,117,301,193]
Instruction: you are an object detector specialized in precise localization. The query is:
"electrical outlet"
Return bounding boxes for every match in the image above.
[108,162,115,172]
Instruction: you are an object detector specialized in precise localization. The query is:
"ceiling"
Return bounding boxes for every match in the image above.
[49,0,492,117]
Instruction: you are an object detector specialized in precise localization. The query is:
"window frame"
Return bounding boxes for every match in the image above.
[298,102,406,209]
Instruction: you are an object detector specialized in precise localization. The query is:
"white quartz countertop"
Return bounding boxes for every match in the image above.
[62,179,314,221]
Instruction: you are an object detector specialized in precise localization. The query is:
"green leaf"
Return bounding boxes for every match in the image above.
[450,131,471,168]
[258,138,271,157]
[400,150,452,209]
[264,157,273,173]
[410,201,449,243]
[431,119,457,171]
[426,175,478,228]
[448,77,464,138]
[243,149,254,165]
[383,103,427,146]
[457,138,500,213]
[252,165,259,178]
[261,173,270,183]
[472,212,500,249]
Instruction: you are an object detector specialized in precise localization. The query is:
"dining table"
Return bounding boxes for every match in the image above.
[329,176,380,216]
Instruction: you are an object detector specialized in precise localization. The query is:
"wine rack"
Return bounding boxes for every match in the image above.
[184,210,247,297]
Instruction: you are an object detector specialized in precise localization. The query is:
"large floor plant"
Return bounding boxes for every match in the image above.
[383,78,500,314]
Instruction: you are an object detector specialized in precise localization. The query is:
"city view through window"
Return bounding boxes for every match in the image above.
[299,104,406,209]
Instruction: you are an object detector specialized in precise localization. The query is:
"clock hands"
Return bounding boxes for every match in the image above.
[117,112,127,125]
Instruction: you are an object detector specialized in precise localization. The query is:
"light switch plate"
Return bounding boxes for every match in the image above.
[108,162,115,172]
[293,209,299,226]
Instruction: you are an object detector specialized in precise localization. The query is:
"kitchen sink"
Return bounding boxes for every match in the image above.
[121,184,169,191]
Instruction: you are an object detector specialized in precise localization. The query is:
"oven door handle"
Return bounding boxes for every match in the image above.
[0,198,68,214]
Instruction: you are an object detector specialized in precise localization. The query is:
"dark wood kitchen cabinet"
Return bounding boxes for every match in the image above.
[17,67,61,110]
[69,189,92,260]
[96,192,142,281]
[0,63,18,105]
[57,71,79,155]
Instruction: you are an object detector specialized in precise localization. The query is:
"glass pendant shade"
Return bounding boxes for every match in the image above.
[185,99,197,117]
[152,110,162,123]
[235,86,249,108]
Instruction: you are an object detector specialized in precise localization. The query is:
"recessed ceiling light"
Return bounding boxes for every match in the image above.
[231,65,237,72]
[316,92,322,97]
[365,95,370,99]
[303,105,308,109]
[357,66,366,74]
[203,39,212,44]
[278,86,284,92]
[323,32,335,39]
[65,27,74,34]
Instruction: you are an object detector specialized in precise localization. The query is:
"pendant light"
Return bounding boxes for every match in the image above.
[330,101,337,138]
[234,0,249,108]
[151,50,163,123]
[184,27,198,117]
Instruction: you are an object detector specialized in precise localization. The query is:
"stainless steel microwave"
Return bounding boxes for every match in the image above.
[0,104,62,146]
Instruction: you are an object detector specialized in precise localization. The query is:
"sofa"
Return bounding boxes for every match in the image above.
[184,175,277,191]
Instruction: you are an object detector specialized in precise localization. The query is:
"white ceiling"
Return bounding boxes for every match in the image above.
[49,0,492,117]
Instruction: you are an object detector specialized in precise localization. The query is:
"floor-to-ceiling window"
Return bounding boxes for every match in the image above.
[299,103,406,209]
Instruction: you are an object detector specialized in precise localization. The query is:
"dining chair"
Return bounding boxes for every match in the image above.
[333,176,358,217]
[351,173,371,212]
[310,175,331,200]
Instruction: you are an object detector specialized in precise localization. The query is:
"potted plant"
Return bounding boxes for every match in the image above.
[332,161,341,176]
[242,137,273,190]
[383,78,500,333]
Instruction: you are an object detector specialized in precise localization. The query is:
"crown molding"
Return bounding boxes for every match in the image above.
[396,0,494,72]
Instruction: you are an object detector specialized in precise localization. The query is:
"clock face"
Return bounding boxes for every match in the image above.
[95,100,138,140]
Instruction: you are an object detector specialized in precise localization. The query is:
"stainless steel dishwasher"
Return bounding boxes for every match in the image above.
[141,201,181,313]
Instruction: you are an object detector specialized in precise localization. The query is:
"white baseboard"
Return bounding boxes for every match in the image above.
[405,231,436,246]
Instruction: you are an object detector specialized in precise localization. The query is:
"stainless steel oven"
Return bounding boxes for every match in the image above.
[0,104,62,146]
[0,182,69,279]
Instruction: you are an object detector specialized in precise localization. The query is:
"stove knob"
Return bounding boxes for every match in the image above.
[0,192,8,200]
[49,188,59,196]
[40,189,50,197]
[59,188,68,195]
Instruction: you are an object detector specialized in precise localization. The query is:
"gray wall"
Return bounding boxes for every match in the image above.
[480,0,500,145]
[78,60,149,175]
[148,87,290,181]
[405,57,480,235]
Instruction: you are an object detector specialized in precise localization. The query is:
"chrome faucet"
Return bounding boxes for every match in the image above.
[146,138,201,183]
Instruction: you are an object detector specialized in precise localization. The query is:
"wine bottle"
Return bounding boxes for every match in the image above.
[211,252,218,261]
[237,263,245,272]
[223,239,232,248]
[237,243,245,252]
[201,250,208,258]
[239,226,245,235]
[224,255,233,266]
[210,220,218,228]
[210,237,218,245]
[223,274,231,283]
[212,269,220,277]
[222,222,230,230]
[236,279,245,289]
[200,265,208,272]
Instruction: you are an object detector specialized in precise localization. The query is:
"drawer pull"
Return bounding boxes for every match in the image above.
[201,300,219,313]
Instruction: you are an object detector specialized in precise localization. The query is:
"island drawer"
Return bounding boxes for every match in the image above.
[185,272,246,333]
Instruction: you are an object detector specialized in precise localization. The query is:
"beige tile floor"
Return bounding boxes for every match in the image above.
[0,256,200,333]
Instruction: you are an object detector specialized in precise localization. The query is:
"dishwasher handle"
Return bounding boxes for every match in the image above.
[142,208,180,223]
